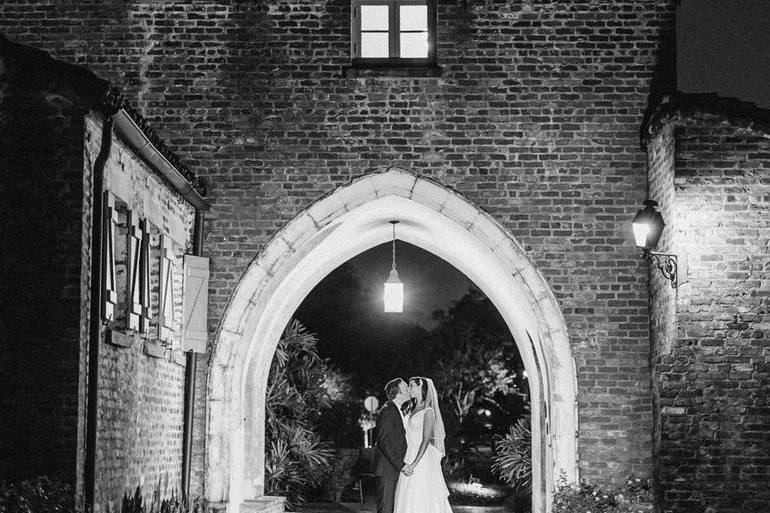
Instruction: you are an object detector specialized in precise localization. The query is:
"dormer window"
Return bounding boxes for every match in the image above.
[352,0,436,63]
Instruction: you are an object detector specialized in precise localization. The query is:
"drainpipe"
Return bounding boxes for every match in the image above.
[85,113,115,510]
[182,211,204,503]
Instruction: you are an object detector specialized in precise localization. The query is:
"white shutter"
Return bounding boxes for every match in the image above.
[127,210,143,331]
[101,191,118,321]
[158,235,175,342]
[182,254,209,353]
[139,219,151,333]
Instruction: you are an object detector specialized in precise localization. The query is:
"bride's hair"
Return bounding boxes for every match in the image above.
[409,377,429,404]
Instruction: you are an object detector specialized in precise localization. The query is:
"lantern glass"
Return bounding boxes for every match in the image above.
[384,269,403,313]
[632,200,665,250]
[632,220,651,248]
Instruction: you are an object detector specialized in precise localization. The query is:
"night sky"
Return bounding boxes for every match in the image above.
[678,0,770,108]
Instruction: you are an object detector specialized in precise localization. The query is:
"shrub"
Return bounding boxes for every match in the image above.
[319,451,359,502]
[0,476,82,513]
[264,320,335,509]
[115,487,207,513]
[491,416,531,491]
[552,476,653,513]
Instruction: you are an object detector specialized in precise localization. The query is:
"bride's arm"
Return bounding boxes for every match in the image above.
[405,409,435,471]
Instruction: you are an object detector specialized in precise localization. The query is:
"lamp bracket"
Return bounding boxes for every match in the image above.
[642,250,678,289]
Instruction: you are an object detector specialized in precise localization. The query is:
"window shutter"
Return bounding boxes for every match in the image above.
[126,210,143,331]
[101,191,118,321]
[182,254,209,353]
[139,219,151,333]
[159,235,175,342]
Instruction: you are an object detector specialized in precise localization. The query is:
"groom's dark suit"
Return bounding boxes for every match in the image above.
[373,400,407,513]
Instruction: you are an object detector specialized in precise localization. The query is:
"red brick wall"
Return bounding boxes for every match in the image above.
[650,117,770,513]
[0,86,196,512]
[0,0,679,498]
[84,115,195,511]
[646,123,678,512]
[0,84,87,486]
[95,343,186,509]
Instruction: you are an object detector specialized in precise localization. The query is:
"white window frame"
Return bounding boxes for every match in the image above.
[351,0,436,63]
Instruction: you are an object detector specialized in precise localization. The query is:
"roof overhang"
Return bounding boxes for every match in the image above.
[113,109,210,211]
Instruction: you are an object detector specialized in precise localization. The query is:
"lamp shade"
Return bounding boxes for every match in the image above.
[632,200,665,250]
[383,268,404,313]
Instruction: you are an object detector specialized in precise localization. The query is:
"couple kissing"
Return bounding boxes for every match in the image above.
[372,377,453,513]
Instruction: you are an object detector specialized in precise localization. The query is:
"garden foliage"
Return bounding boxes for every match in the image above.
[264,320,335,508]
[491,415,532,491]
[0,476,81,513]
[552,476,653,513]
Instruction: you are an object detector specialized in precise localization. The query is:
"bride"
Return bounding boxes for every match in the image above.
[393,377,453,513]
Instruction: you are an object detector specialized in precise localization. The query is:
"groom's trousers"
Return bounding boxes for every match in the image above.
[376,472,398,513]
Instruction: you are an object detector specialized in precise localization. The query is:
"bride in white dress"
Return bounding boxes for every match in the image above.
[393,377,453,513]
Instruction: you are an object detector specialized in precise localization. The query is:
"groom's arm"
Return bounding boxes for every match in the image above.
[376,407,405,472]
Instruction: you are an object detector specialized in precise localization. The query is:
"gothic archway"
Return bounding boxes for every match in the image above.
[206,169,578,513]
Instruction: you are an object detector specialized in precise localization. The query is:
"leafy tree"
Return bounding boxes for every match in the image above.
[430,286,529,435]
[317,367,363,449]
[264,320,335,508]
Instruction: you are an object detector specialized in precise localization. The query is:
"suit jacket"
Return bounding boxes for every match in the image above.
[373,401,407,477]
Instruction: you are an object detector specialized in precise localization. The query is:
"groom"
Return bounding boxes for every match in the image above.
[373,378,412,513]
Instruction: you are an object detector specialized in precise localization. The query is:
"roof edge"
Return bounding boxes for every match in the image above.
[642,91,770,143]
[113,110,210,211]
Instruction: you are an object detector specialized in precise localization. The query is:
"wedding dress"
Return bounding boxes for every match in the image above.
[393,382,453,513]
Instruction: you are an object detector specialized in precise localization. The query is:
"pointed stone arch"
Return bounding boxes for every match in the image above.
[206,169,578,513]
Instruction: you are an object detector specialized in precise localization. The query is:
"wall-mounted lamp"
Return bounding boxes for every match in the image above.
[632,200,678,289]
[383,220,404,312]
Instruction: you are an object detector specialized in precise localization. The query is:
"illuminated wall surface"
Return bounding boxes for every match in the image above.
[0,2,768,513]
[646,101,770,513]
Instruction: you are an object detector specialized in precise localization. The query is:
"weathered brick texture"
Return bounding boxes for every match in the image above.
[84,115,196,511]
[649,113,770,512]
[0,83,88,487]
[0,87,196,513]
[1,0,680,502]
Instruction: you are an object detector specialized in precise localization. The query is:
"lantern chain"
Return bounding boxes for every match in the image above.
[390,220,398,270]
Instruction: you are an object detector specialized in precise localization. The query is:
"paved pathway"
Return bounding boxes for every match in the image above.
[299,501,515,513]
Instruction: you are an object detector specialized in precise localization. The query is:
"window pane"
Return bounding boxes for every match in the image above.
[361,32,390,57]
[400,5,427,31]
[400,32,428,58]
[361,5,389,30]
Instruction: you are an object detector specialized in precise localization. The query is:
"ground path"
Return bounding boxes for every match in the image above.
[299,500,514,513]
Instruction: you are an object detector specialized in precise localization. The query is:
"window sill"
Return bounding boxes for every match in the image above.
[345,59,442,78]
[144,339,166,359]
[106,327,134,348]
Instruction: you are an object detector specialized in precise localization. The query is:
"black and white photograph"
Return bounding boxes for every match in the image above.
[1,1,768,513]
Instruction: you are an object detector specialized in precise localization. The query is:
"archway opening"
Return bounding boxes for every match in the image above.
[265,241,532,508]
[207,170,577,513]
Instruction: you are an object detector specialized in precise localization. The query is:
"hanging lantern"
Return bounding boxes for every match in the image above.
[384,220,404,313]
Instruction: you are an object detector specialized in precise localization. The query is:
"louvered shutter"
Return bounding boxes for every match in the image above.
[182,255,209,353]
[159,235,175,342]
[101,191,118,321]
[139,219,151,333]
[126,210,143,331]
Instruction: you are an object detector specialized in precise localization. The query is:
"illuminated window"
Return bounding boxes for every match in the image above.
[352,0,436,62]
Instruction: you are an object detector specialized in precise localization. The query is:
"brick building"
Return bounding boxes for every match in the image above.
[0,2,767,513]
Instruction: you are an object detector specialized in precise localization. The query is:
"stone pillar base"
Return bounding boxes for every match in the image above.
[240,496,286,513]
